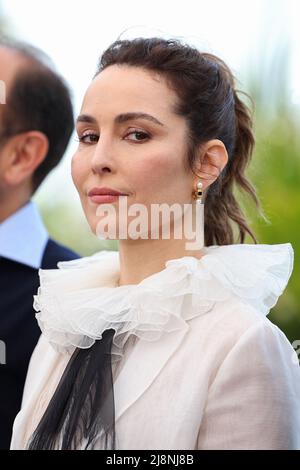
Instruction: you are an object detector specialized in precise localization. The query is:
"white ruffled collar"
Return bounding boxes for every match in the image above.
[33,243,294,359]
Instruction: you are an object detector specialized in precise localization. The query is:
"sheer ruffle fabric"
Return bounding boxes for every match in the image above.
[33,243,294,361]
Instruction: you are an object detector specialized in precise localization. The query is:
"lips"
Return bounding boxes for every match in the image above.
[88,187,128,197]
[87,187,128,204]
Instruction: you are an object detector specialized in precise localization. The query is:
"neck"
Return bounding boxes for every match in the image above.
[0,187,31,223]
[117,214,205,286]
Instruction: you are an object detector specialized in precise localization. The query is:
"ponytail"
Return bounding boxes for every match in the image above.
[200,53,268,245]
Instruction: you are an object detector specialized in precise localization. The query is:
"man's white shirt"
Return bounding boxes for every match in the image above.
[0,201,48,269]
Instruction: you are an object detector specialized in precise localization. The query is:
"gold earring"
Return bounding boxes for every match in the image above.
[193,179,203,204]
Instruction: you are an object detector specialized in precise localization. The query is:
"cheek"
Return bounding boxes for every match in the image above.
[71,152,88,193]
[133,150,186,199]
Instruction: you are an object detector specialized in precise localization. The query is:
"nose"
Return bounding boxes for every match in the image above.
[91,137,115,175]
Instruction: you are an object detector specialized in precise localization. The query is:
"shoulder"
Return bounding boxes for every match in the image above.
[206,297,300,390]
[189,295,271,347]
[187,296,298,379]
[223,300,296,360]
[41,238,80,269]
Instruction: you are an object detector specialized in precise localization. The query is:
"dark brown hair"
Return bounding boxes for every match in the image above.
[95,37,267,246]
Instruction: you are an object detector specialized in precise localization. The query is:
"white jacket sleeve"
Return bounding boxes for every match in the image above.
[197,319,300,450]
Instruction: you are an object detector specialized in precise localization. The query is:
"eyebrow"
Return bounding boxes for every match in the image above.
[76,112,164,127]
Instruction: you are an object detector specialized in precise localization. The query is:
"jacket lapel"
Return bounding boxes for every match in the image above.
[113,326,188,422]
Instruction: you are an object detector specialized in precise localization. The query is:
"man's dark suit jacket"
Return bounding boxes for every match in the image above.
[0,239,79,449]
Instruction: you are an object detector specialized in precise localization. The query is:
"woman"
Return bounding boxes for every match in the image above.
[11,37,300,450]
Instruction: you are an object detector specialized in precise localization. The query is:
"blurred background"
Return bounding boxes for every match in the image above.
[0,0,299,341]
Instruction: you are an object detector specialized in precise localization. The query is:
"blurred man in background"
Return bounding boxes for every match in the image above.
[0,36,79,448]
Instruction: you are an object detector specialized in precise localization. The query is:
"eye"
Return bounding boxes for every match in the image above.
[124,130,150,142]
[77,132,99,144]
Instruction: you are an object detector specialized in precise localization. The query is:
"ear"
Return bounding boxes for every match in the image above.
[193,139,228,190]
[4,131,49,186]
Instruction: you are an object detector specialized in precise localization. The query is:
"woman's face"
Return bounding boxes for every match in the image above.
[72,65,195,238]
